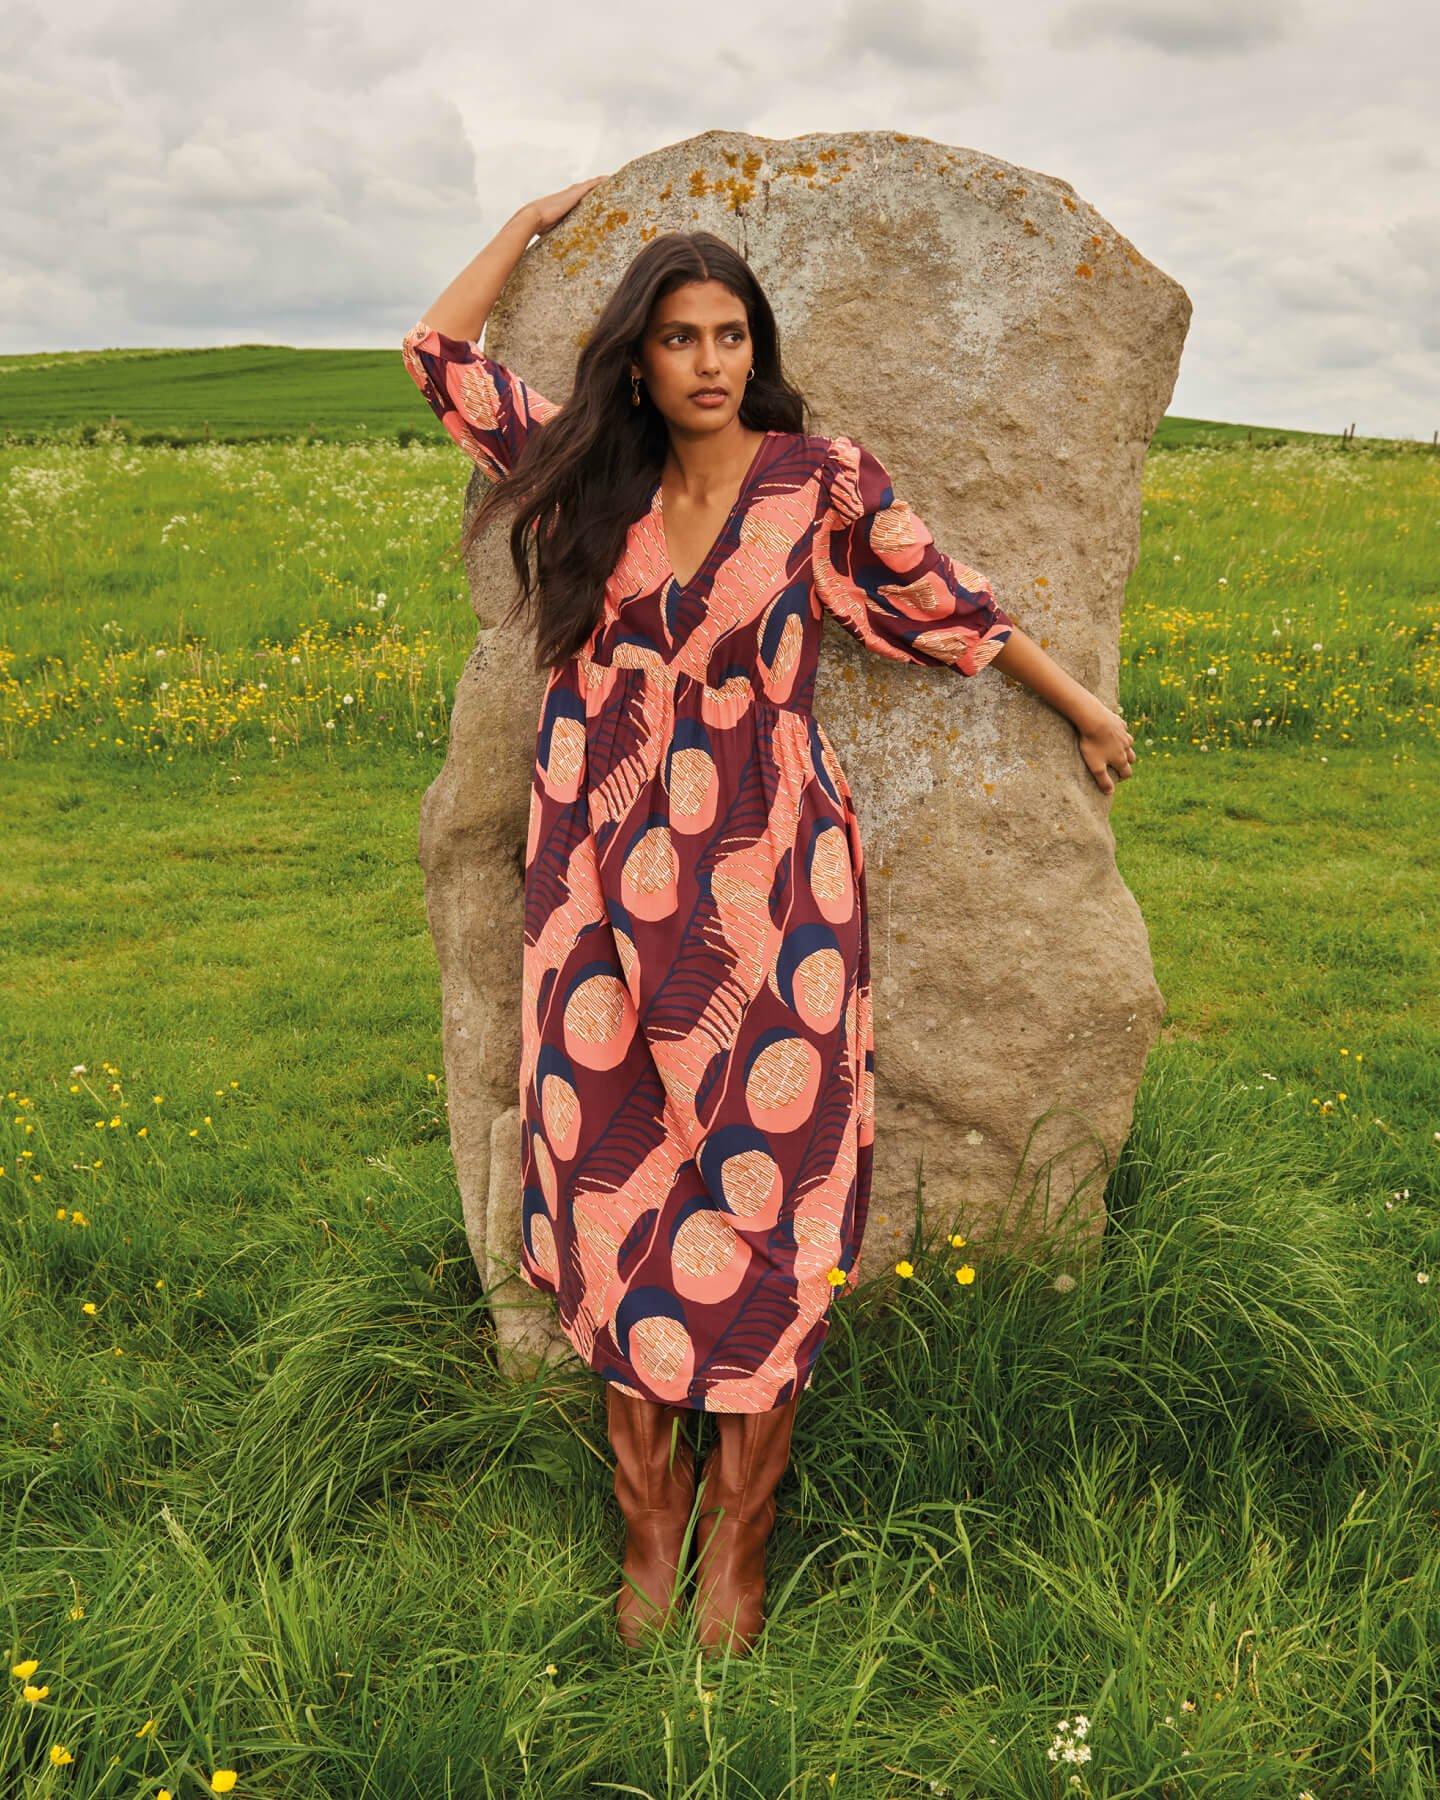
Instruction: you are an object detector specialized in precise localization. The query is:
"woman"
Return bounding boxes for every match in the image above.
[403,178,1135,1658]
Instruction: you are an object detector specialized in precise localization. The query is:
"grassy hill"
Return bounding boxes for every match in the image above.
[0,340,1400,451]
[0,344,429,444]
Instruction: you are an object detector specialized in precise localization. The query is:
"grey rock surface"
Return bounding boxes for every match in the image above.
[416,128,1185,1381]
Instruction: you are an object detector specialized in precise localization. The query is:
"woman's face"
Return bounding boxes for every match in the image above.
[632,280,754,434]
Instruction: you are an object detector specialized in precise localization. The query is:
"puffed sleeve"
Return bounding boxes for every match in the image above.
[813,434,1016,676]
[400,318,560,482]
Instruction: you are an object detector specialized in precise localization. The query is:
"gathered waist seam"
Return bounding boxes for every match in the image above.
[574,652,812,718]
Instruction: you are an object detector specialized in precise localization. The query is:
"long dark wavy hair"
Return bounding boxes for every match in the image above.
[463,230,814,672]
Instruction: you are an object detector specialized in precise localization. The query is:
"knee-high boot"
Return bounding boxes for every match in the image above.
[692,1394,800,1657]
[604,1383,698,1648]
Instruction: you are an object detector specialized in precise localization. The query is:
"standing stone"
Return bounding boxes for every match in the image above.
[416,129,1185,1381]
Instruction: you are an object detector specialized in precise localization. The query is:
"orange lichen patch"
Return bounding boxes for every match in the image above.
[818,147,840,161]
[658,181,672,200]
[1011,187,1027,199]
[717,151,765,180]
[1075,263,1095,279]
[1125,245,1143,265]
[1062,195,1078,211]
[1022,219,1040,236]
[702,173,755,209]
[678,164,758,210]
[770,154,849,184]
[1089,234,1105,250]
[1034,576,1050,587]
[545,204,633,276]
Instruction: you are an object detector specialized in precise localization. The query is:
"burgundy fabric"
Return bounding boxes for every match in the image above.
[403,321,1014,1412]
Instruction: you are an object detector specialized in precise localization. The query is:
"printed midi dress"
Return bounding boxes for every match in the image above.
[402,320,1016,1413]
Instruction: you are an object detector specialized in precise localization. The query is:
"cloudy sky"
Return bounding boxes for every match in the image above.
[5,0,1435,439]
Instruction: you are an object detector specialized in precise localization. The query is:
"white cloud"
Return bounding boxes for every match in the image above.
[2,0,1435,437]
[1050,0,1299,57]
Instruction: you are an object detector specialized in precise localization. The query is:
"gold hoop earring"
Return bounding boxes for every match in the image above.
[630,374,641,406]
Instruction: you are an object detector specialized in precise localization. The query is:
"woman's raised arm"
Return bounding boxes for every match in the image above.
[402,178,609,480]
[417,178,608,343]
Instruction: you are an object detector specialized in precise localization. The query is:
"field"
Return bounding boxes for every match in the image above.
[1,345,1438,1797]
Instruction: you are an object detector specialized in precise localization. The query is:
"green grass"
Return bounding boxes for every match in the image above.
[0,344,442,445]
[1,351,1438,1795]
[0,340,1416,452]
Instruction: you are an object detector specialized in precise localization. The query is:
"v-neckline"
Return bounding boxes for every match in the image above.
[651,431,773,594]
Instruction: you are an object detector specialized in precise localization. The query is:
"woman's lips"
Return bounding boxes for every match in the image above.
[690,392,726,406]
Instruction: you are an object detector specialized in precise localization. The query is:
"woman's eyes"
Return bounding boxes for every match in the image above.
[663,332,745,346]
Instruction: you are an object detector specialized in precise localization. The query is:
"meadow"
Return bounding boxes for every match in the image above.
[1,344,1438,1797]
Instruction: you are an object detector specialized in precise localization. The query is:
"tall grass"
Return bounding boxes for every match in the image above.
[1,435,1435,761]
[1,410,1437,1793]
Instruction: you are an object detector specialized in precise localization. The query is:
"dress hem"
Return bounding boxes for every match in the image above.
[509,1257,826,1413]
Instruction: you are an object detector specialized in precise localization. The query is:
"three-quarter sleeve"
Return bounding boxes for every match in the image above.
[813,434,1015,676]
[400,318,559,482]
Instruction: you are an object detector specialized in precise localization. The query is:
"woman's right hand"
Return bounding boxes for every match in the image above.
[526,176,610,237]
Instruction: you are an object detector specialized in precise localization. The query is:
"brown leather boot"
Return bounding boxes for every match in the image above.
[692,1394,800,1657]
[605,1383,698,1649]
